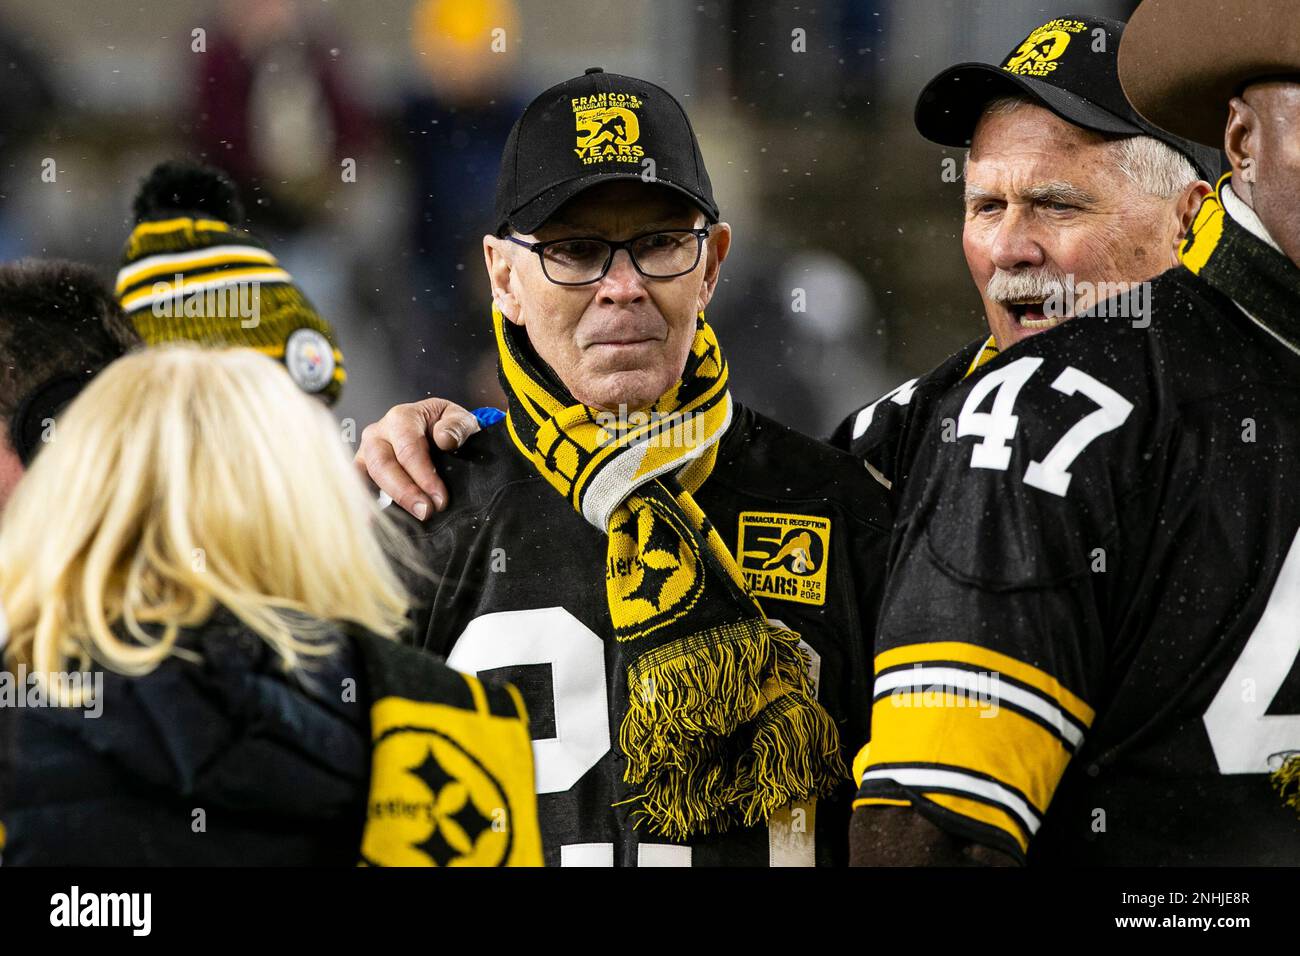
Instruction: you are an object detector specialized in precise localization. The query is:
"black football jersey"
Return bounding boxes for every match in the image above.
[830,336,1000,498]
[404,403,891,866]
[853,266,1300,864]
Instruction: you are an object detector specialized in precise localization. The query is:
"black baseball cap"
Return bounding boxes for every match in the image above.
[913,15,1221,182]
[493,67,719,237]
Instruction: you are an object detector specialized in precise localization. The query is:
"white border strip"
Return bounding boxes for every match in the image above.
[860,766,1041,835]
[122,269,292,312]
[875,665,1086,747]
[115,244,278,289]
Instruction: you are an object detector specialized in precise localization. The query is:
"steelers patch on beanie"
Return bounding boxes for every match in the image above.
[284,327,337,394]
[116,160,346,404]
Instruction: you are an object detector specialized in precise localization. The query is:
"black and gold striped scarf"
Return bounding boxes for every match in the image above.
[1179,173,1300,356]
[493,305,844,839]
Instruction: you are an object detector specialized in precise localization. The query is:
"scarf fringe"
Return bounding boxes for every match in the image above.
[620,621,769,777]
[622,737,735,842]
[620,618,843,838]
[1270,753,1300,816]
[728,691,848,828]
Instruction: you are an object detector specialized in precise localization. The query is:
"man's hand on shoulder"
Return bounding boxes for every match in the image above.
[353,398,481,520]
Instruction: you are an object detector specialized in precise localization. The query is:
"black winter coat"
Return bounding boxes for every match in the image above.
[0,615,371,865]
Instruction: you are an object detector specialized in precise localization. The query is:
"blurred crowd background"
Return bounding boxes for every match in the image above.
[0,0,1140,438]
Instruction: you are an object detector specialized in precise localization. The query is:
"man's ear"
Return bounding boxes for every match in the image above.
[1224,96,1259,204]
[697,221,732,312]
[483,235,523,324]
[1169,179,1213,264]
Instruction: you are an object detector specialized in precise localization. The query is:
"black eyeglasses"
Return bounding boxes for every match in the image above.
[506,226,711,286]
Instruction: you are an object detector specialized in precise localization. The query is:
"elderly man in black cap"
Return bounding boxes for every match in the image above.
[833,13,1220,499]
[851,0,1300,865]
[382,69,891,867]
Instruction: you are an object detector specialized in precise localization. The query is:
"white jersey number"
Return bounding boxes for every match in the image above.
[850,376,919,441]
[956,357,1133,497]
[957,357,1042,470]
[1203,528,1300,774]
[447,607,609,795]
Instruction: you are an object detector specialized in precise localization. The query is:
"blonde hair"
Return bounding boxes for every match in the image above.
[0,345,420,686]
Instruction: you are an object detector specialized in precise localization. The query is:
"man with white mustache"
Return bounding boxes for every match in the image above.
[831,13,1220,500]
[851,0,1300,866]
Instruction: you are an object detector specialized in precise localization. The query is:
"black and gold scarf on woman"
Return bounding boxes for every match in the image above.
[492,305,845,840]
[1179,174,1300,815]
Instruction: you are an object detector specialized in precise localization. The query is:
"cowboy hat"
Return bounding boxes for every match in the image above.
[1119,0,1300,148]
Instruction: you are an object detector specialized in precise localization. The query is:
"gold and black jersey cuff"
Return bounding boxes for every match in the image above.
[853,640,1094,857]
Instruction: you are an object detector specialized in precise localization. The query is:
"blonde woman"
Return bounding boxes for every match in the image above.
[0,344,540,866]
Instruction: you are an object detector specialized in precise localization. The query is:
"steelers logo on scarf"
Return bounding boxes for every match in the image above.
[493,304,845,840]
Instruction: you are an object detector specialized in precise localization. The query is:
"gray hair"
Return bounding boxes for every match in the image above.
[969,95,1199,199]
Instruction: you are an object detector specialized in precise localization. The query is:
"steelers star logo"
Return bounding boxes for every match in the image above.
[607,495,703,637]
[361,728,514,867]
[284,327,335,394]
